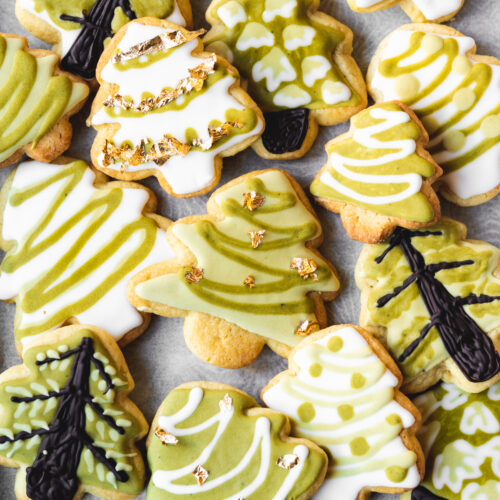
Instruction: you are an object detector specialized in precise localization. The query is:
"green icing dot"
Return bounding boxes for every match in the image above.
[385,465,408,483]
[386,413,402,426]
[338,404,354,421]
[351,372,366,389]
[309,363,323,377]
[297,402,315,423]
[350,437,369,456]
[327,335,343,352]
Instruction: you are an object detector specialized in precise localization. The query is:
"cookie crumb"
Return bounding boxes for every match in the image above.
[295,320,320,336]
[219,393,233,413]
[185,267,204,283]
[243,275,255,288]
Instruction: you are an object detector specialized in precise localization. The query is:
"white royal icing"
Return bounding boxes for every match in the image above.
[263,326,421,500]
[92,23,263,196]
[352,0,461,20]
[217,1,248,28]
[0,160,173,344]
[370,28,500,200]
[252,47,296,92]
[262,0,298,23]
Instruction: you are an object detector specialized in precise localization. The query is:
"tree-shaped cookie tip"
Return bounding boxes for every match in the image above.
[0,33,88,168]
[310,101,442,243]
[262,324,424,500]
[129,168,340,368]
[356,218,500,393]
[204,0,367,158]
[147,382,327,499]
[0,324,147,500]
[90,17,264,198]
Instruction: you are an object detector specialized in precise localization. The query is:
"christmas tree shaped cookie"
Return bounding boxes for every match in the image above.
[310,102,442,243]
[204,0,367,159]
[0,158,174,351]
[346,0,465,23]
[356,218,500,394]
[147,382,328,499]
[262,324,424,500]
[129,169,340,368]
[90,18,264,198]
[368,25,500,206]
[16,0,193,80]
[0,324,148,500]
[0,33,88,169]
[412,381,500,499]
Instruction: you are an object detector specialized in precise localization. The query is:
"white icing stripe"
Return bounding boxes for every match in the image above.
[263,326,420,500]
[319,107,422,205]
[17,0,187,58]
[0,160,173,343]
[370,29,500,200]
[154,388,306,499]
[412,0,462,20]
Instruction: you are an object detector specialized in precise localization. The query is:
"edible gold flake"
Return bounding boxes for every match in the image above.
[243,191,265,211]
[113,28,206,64]
[102,135,190,168]
[103,56,216,112]
[192,121,243,150]
[290,257,318,280]
[154,426,178,445]
[249,230,265,249]
[243,275,255,288]
[185,267,204,283]
[277,454,299,470]
[295,320,320,336]
[192,465,209,485]
[219,393,233,413]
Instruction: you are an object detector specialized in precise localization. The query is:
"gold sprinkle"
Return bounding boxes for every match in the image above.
[249,230,265,249]
[290,257,318,280]
[243,275,255,288]
[102,135,190,168]
[185,267,204,283]
[154,426,178,445]
[243,191,265,211]
[113,28,206,64]
[192,121,243,150]
[104,56,216,112]
[219,393,233,413]
[192,465,209,485]
[277,454,299,470]
[295,320,320,336]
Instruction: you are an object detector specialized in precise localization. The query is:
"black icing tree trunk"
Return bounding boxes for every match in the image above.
[60,0,137,79]
[375,227,500,383]
[0,337,128,500]
[261,108,310,155]
[411,486,446,500]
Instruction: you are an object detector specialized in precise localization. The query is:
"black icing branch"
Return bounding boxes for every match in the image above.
[0,337,127,500]
[60,0,137,79]
[261,109,310,155]
[375,227,500,383]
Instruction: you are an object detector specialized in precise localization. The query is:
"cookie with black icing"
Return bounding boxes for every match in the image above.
[204,0,367,159]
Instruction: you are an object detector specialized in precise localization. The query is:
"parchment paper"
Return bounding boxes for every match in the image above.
[0,0,499,498]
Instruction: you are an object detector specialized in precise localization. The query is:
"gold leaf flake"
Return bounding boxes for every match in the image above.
[193,465,209,485]
[192,121,243,150]
[277,454,299,469]
[243,275,255,288]
[102,135,190,168]
[243,191,265,211]
[104,56,216,112]
[249,230,265,249]
[290,257,318,280]
[154,426,178,445]
[185,267,204,283]
[113,28,206,64]
[294,320,320,337]
[219,393,233,413]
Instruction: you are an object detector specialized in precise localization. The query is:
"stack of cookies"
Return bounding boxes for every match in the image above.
[0,0,498,499]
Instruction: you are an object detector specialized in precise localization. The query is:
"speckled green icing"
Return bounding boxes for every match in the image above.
[135,170,340,346]
[205,0,361,111]
[356,219,500,381]
[0,327,144,495]
[147,386,326,498]
[414,382,500,498]
[0,35,88,163]
[310,102,436,222]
